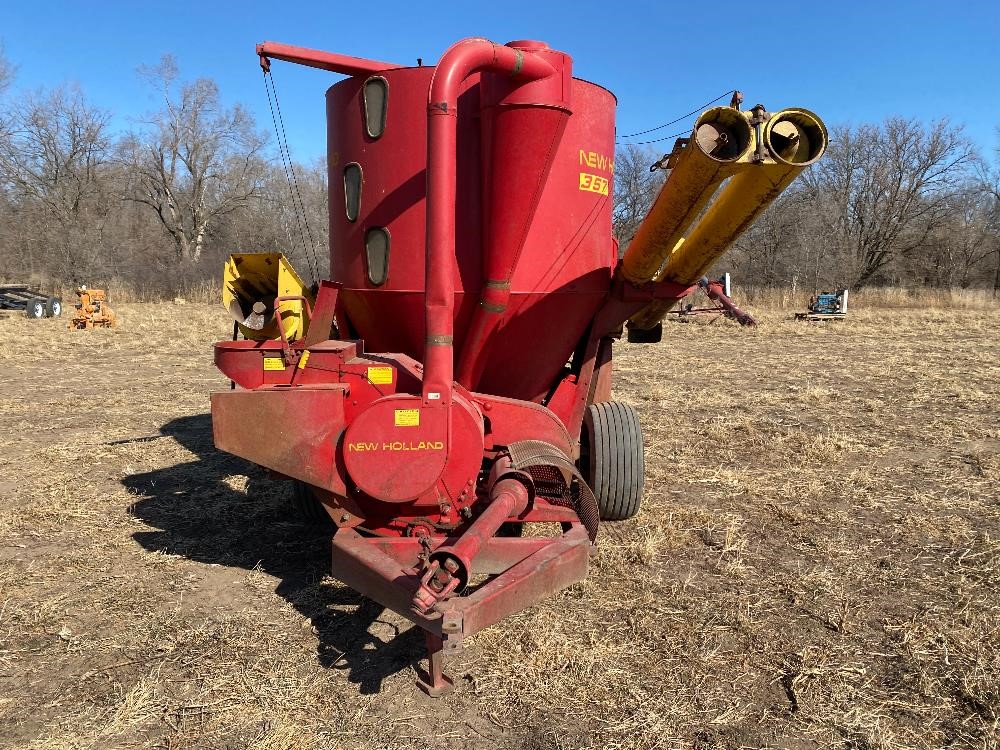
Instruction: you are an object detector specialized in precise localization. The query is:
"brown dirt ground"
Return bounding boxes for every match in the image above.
[0,301,997,749]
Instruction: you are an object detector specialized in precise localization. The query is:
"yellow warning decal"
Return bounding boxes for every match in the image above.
[298,350,310,370]
[394,409,419,427]
[579,172,609,196]
[368,366,393,385]
[263,357,286,371]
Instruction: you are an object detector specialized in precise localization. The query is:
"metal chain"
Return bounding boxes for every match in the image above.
[262,70,322,283]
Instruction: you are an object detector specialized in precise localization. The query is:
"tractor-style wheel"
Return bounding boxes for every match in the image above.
[291,480,333,526]
[46,297,62,317]
[582,401,644,521]
[25,300,45,319]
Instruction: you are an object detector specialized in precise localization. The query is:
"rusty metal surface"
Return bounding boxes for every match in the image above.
[700,277,758,326]
[211,385,349,494]
[329,528,442,633]
[413,461,532,612]
[416,632,454,696]
[507,440,599,541]
[329,523,590,644]
[437,524,591,641]
[303,281,341,346]
[371,536,559,575]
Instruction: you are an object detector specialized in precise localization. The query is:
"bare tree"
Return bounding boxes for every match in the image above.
[613,144,663,250]
[0,85,114,278]
[0,85,111,219]
[228,159,329,280]
[974,130,1000,294]
[931,185,997,288]
[803,118,976,287]
[121,56,267,263]
[0,42,14,95]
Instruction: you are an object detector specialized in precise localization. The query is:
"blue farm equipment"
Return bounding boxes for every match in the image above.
[796,289,848,320]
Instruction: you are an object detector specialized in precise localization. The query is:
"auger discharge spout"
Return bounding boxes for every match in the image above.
[619,106,754,285]
[626,107,827,332]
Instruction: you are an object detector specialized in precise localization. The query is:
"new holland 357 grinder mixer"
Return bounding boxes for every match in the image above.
[211,37,826,694]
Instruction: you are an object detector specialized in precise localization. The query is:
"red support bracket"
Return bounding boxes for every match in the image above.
[272,294,313,360]
[327,524,591,695]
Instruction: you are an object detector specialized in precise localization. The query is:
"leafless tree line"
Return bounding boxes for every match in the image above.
[2,41,998,298]
[0,50,328,298]
[615,119,1000,293]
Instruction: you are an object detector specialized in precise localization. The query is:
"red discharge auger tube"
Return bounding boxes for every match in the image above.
[421,39,555,406]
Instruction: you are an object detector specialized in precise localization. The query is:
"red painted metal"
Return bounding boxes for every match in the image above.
[256,41,399,76]
[413,459,531,612]
[455,42,572,390]
[371,535,560,573]
[326,50,616,407]
[212,385,349,495]
[422,39,557,408]
[342,391,484,506]
[435,525,591,645]
[210,36,702,694]
[417,632,454,696]
[328,522,591,690]
[302,280,340,347]
[700,277,758,326]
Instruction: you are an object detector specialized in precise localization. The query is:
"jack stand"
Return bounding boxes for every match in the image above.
[416,631,454,696]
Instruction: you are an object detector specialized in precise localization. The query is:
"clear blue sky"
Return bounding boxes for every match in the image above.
[3,0,999,163]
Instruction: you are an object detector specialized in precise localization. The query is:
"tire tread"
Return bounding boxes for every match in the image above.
[585,401,644,521]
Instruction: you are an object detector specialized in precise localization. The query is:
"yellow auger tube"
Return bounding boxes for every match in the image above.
[619,107,755,284]
[223,252,313,341]
[628,107,827,330]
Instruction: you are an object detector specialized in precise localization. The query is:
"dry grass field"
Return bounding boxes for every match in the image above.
[1,297,998,749]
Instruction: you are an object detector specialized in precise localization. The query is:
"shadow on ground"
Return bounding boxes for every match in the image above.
[122,413,425,694]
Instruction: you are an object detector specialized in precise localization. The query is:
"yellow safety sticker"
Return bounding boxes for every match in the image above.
[579,171,609,196]
[394,409,419,427]
[263,357,286,371]
[298,350,311,370]
[368,366,393,385]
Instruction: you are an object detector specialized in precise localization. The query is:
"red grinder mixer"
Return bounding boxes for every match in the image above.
[211,37,826,694]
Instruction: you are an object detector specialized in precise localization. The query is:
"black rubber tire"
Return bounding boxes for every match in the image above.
[46,297,62,317]
[291,480,333,526]
[25,300,45,319]
[582,401,644,521]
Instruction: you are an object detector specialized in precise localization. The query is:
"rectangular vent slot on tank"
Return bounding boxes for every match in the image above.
[363,77,388,139]
[365,227,390,286]
[344,163,362,222]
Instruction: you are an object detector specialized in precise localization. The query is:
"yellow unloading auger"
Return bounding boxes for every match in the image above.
[620,103,827,334]
[222,252,313,342]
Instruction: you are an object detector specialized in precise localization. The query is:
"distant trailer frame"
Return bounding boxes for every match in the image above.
[0,285,62,318]
[794,312,847,321]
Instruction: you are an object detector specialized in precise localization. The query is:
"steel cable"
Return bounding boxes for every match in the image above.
[262,72,309,266]
[616,89,736,143]
[263,70,321,282]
